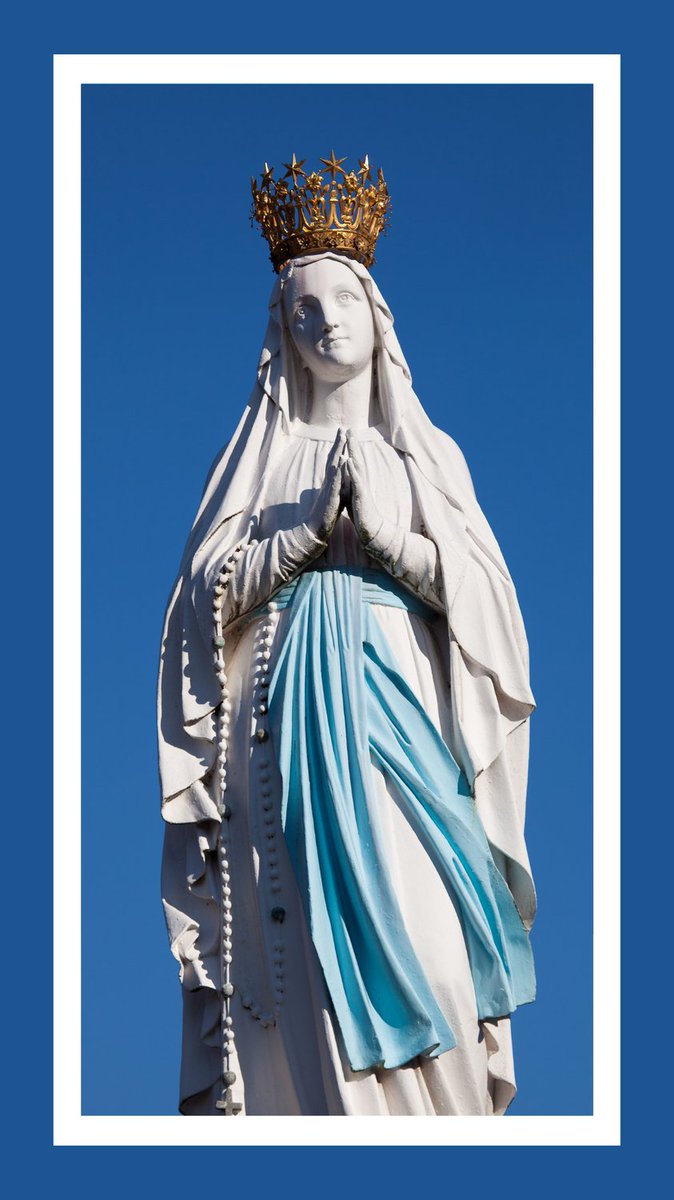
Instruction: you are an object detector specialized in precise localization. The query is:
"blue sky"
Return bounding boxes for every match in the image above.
[82,82,592,1116]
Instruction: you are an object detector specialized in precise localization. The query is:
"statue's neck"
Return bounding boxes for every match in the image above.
[307,364,380,430]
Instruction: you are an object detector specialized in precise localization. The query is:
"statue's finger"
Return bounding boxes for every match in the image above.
[351,436,366,471]
[349,446,366,486]
[328,430,347,471]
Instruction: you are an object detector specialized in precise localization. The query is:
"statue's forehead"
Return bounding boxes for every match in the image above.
[283,257,361,298]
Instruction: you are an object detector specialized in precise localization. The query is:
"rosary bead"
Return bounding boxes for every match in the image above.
[213,636,225,648]
[222,982,234,998]
[255,728,268,743]
[271,906,286,923]
[223,1070,237,1086]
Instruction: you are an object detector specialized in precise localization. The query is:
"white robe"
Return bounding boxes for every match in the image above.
[161,422,520,1116]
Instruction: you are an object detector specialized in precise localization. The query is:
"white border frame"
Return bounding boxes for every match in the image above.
[54,53,620,1147]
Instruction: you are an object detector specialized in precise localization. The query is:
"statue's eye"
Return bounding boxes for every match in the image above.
[337,291,355,304]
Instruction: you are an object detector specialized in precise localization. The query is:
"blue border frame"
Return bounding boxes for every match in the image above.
[7,0,659,1190]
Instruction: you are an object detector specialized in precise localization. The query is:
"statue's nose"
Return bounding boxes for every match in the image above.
[321,302,340,332]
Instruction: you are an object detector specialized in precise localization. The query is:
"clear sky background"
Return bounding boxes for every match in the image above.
[82,82,592,1116]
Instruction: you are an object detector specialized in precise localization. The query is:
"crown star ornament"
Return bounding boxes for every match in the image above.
[250,152,391,272]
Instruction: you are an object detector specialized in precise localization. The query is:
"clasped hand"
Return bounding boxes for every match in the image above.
[308,428,383,547]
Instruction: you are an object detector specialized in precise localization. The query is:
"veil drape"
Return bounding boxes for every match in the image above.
[157,253,536,925]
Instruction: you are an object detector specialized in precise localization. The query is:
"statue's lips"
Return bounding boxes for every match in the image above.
[320,336,347,349]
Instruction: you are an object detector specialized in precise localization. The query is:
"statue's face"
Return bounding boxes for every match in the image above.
[283,257,375,384]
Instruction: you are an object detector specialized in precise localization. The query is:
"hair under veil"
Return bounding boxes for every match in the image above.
[157,252,536,925]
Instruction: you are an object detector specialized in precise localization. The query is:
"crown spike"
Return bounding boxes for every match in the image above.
[320,150,347,181]
[282,153,306,185]
[251,153,390,272]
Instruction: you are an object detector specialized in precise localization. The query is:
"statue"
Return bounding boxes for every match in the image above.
[158,154,536,1117]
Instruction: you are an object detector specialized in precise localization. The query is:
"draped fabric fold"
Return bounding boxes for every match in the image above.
[268,568,535,1073]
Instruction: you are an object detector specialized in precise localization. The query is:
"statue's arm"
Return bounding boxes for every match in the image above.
[361,518,444,612]
[346,435,444,610]
[218,521,327,628]
[218,430,347,629]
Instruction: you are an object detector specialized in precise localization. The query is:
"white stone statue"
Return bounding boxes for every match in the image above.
[158,159,536,1117]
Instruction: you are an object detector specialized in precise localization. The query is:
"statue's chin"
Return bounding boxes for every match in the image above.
[311,351,370,384]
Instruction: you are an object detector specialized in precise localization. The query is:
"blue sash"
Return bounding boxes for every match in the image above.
[267,566,535,1073]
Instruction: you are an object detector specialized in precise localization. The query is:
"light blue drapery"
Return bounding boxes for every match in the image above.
[267,567,535,1073]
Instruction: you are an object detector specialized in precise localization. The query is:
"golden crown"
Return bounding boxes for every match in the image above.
[250,152,391,272]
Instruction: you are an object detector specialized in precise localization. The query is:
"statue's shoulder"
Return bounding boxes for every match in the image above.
[430,426,476,497]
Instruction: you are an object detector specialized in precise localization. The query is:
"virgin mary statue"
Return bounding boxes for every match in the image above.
[158,156,536,1117]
